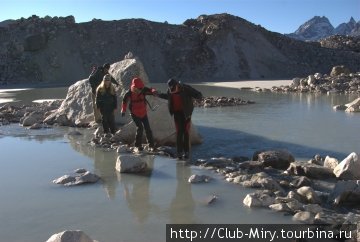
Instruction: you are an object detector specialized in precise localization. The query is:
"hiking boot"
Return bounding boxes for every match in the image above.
[134,146,143,153]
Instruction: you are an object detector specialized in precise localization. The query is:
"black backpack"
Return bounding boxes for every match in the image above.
[89,66,104,94]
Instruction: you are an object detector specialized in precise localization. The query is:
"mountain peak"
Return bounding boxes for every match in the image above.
[288,16,360,41]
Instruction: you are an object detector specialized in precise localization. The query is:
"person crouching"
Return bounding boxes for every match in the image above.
[96,74,117,134]
[121,77,157,152]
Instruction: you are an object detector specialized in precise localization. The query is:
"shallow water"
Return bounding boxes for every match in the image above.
[0,86,359,242]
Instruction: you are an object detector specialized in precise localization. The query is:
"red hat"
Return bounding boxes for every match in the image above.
[131,77,144,89]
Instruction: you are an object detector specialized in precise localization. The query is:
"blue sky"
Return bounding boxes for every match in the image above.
[1,0,359,34]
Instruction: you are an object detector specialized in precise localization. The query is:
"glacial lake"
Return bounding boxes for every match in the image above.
[0,84,359,242]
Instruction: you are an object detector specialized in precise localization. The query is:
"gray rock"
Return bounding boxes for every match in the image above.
[253,150,294,170]
[286,200,304,212]
[286,162,335,179]
[53,175,76,185]
[74,168,87,174]
[329,180,360,206]
[289,176,312,188]
[188,174,212,184]
[116,145,130,153]
[330,65,351,77]
[345,97,360,112]
[45,230,97,242]
[29,123,43,129]
[303,204,323,214]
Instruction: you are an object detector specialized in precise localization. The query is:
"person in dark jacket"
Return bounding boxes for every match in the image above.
[158,78,202,159]
[96,74,117,134]
[89,63,119,123]
[121,77,157,152]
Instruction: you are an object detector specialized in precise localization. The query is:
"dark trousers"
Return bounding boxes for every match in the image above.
[131,114,154,148]
[174,112,191,155]
[101,111,116,134]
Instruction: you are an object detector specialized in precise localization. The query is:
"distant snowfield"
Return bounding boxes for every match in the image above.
[0,98,16,104]
[0,88,31,93]
[205,80,292,89]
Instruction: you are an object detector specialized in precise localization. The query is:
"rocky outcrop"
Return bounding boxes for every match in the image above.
[1,14,360,86]
[320,35,360,53]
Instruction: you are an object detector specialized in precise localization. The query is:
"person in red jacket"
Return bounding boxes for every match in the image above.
[121,77,157,151]
[158,78,203,160]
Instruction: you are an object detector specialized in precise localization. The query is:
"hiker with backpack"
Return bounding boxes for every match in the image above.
[89,63,119,123]
[158,78,203,160]
[121,77,157,152]
[96,74,118,134]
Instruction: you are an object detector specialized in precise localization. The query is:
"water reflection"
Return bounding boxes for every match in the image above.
[170,163,196,224]
[119,155,155,224]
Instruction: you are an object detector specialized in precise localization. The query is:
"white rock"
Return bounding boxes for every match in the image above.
[345,97,360,112]
[323,156,339,170]
[45,230,97,242]
[243,193,275,208]
[296,186,321,204]
[293,211,314,223]
[115,154,149,173]
[334,152,360,180]
[269,203,291,212]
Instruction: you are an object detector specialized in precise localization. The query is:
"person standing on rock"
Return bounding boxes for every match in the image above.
[121,77,157,152]
[89,63,119,123]
[158,78,202,160]
[96,74,117,134]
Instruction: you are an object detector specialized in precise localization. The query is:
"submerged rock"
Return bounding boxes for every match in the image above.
[45,230,97,242]
[188,174,212,183]
[52,171,100,186]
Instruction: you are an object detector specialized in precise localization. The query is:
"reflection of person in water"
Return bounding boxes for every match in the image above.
[170,163,196,223]
[93,148,118,200]
[122,155,154,224]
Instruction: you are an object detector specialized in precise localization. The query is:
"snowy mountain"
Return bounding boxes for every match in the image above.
[288,16,360,41]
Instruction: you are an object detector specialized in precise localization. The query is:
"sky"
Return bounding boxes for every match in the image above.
[1,0,359,34]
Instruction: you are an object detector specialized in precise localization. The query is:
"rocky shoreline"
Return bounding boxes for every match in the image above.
[269,65,360,95]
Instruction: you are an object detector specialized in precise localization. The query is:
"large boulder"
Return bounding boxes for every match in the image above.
[45,56,202,145]
[333,152,360,180]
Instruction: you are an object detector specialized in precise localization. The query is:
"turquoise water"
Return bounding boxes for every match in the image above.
[0,86,359,242]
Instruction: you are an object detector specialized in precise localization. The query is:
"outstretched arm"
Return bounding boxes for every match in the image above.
[111,76,120,86]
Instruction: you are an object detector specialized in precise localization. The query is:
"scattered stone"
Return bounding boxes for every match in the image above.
[269,203,291,213]
[293,211,314,223]
[188,174,212,183]
[253,150,294,170]
[296,186,321,204]
[243,191,275,208]
[74,168,87,174]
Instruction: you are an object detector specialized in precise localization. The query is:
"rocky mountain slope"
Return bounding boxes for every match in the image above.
[1,14,360,86]
[288,16,360,41]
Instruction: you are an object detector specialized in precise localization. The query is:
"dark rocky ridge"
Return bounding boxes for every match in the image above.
[1,13,360,86]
